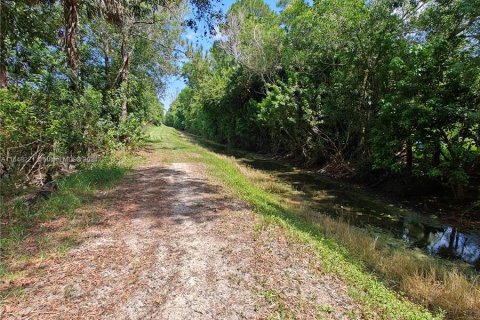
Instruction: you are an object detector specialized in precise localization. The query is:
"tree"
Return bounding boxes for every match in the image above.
[168,0,480,199]
[220,0,283,83]
[1,0,217,184]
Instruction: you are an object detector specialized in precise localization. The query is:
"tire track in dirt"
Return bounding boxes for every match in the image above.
[1,154,360,319]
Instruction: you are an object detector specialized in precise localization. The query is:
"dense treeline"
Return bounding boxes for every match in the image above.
[166,0,480,200]
[0,0,219,189]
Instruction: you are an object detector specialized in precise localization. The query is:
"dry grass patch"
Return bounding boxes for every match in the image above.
[403,270,480,319]
[234,162,292,195]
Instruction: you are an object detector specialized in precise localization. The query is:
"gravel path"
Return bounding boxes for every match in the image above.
[1,152,360,319]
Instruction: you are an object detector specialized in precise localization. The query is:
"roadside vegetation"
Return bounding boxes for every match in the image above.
[151,125,479,319]
[166,0,480,205]
[0,0,221,211]
[0,1,176,188]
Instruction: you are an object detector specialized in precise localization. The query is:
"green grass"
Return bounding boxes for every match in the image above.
[147,126,438,319]
[36,160,128,221]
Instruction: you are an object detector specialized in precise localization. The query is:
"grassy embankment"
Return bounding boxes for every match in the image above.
[150,125,478,319]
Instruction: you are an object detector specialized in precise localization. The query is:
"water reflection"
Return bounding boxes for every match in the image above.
[403,214,480,266]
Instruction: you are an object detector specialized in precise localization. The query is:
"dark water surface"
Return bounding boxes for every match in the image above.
[247,157,480,267]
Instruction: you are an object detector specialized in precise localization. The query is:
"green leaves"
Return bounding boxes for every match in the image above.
[0,90,38,148]
[168,0,480,198]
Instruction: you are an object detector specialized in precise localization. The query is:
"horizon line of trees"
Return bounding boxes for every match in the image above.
[166,0,480,200]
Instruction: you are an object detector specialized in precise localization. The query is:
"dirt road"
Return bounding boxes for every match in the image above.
[1,149,360,319]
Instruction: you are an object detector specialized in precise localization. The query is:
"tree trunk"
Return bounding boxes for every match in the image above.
[62,0,80,89]
[102,40,111,106]
[118,30,130,123]
[358,69,370,155]
[0,0,7,88]
[120,98,128,123]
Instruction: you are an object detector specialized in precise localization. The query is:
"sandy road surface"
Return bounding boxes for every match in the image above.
[1,152,359,319]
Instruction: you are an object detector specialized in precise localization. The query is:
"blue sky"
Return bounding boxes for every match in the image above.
[161,0,281,111]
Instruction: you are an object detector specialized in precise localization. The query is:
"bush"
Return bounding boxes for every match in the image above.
[0,89,41,181]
